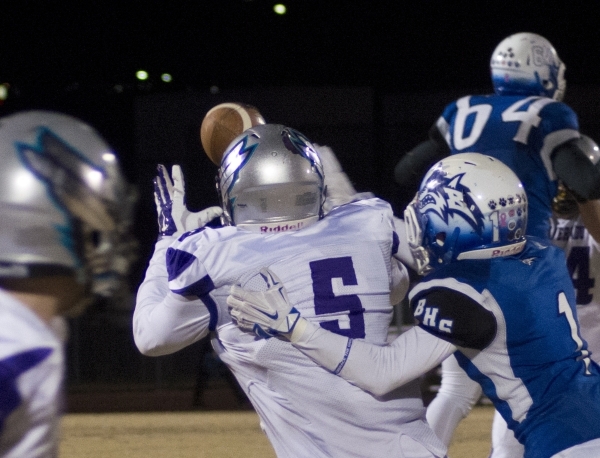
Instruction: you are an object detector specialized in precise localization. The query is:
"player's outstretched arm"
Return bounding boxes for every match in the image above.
[228,268,456,396]
[133,164,222,356]
[394,126,450,191]
[551,141,600,242]
[577,199,600,243]
[154,164,223,238]
[317,145,374,213]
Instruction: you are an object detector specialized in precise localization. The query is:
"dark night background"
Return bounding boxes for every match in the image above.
[2,0,600,407]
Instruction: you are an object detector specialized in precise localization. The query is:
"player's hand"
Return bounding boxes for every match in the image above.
[317,145,373,213]
[228,268,301,340]
[153,164,223,237]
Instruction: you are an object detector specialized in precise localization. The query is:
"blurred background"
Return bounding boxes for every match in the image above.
[2,0,600,411]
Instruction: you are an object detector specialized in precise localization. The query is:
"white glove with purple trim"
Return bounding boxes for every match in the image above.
[228,268,305,340]
[153,164,223,238]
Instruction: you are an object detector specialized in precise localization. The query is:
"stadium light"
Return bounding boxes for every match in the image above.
[273,4,286,14]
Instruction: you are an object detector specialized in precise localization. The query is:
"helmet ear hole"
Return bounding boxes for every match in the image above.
[435,232,446,246]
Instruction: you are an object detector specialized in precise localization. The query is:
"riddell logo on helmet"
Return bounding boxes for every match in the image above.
[491,244,524,258]
[260,222,304,233]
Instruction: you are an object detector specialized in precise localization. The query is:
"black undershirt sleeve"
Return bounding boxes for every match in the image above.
[552,139,600,201]
[411,287,497,350]
[394,124,450,191]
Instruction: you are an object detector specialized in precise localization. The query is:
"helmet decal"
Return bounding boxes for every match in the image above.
[490,33,565,100]
[221,134,259,195]
[283,129,322,171]
[419,169,485,235]
[16,128,108,220]
[15,128,112,265]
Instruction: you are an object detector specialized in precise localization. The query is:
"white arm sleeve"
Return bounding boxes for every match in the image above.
[133,237,212,356]
[392,216,419,273]
[293,322,456,396]
[426,354,483,446]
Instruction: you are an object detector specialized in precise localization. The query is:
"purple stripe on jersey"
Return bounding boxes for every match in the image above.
[199,294,219,331]
[171,275,218,330]
[171,274,215,297]
[166,247,196,281]
[392,231,399,255]
[0,348,53,432]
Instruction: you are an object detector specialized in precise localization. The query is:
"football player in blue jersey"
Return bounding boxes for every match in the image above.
[393,32,600,454]
[394,32,600,242]
[133,124,447,458]
[486,135,600,457]
[230,152,600,458]
[0,111,136,457]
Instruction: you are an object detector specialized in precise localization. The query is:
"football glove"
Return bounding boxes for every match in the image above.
[228,268,301,339]
[153,164,223,238]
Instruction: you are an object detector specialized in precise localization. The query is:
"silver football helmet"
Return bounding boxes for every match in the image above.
[218,124,325,233]
[491,32,566,101]
[0,110,137,299]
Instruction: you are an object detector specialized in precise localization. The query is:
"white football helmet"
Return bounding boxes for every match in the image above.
[404,153,528,275]
[218,124,325,233]
[0,110,136,299]
[491,32,566,101]
[552,134,600,218]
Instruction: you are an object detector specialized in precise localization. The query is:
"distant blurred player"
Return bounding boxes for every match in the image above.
[394,32,600,240]
[133,124,446,457]
[230,153,600,458]
[0,111,136,457]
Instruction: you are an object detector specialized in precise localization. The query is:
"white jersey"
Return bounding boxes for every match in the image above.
[134,198,446,458]
[0,289,65,458]
[551,215,600,361]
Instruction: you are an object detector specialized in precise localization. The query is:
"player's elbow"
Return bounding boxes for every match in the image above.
[133,330,170,357]
[368,381,402,397]
[132,317,177,357]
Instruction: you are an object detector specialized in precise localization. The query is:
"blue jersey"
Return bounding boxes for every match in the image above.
[410,238,600,458]
[436,94,579,239]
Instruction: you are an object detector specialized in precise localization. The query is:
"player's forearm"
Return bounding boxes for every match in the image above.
[577,199,600,243]
[293,323,455,397]
[133,238,211,356]
[392,216,419,273]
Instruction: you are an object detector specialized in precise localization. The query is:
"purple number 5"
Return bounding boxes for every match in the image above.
[309,256,365,338]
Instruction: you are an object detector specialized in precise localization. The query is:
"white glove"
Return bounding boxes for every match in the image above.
[153,164,223,237]
[317,145,373,213]
[228,268,303,340]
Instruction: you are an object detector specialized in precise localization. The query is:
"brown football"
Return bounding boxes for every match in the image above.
[200,102,266,165]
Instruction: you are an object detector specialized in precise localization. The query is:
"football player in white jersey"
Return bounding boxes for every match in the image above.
[230,153,600,458]
[133,124,447,458]
[0,111,136,457]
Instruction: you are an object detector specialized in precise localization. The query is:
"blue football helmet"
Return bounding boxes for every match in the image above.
[491,32,566,101]
[404,153,528,275]
[218,124,325,233]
